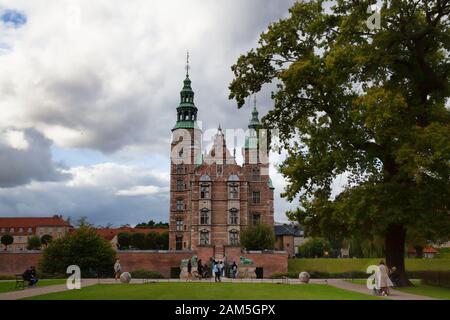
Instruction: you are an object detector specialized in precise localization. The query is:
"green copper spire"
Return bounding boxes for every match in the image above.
[248,95,262,129]
[244,95,262,148]
[173,51,199,131]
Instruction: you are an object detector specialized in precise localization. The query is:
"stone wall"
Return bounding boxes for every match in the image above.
[0,252,41,275]
[0,249,288,278]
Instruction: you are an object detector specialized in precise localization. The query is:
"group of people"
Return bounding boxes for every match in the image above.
[185,258,239,281]
[22,266,39,287]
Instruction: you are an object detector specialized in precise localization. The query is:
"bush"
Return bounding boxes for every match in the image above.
[170,267,181,278]
[130,269,164,279]
[0,274,15,280]
[27,236,42,250]
[1,234,13,250]
[117,233,131,249]
[269,271,369,279]
[417,271,450,288]
[40,226,116,277]
[298,238,331,258]
[240,224,275,250]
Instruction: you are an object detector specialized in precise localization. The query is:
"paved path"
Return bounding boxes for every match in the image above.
[0,279,98,300]
[325,279,438,300]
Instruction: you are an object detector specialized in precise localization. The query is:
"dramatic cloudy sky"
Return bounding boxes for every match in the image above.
[0,0,337,226]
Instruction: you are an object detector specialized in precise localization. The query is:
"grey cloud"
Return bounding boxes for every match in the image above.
[0,128,70,188]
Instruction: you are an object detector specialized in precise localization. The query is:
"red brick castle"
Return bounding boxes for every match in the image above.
[169,64,275,255]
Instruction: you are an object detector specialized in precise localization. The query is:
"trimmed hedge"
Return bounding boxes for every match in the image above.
[0,274,15,280]
[130,269,164,279]
[419,271,450,288]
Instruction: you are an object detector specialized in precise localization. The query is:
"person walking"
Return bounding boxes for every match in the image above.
[197,259,203,280]
[187,259,192,281]
[213,261,220,283]
[219,261,225,277]
[376,260,393,296]
[231,261,238,279]
[114,259,122,281]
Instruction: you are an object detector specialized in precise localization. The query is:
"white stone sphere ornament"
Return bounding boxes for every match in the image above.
[299,272,310,283]
[120,272,132,283]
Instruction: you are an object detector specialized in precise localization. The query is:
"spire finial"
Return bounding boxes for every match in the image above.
[253,94,257,109]
[186,50,190,77]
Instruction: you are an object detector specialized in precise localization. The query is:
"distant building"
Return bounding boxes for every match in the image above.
[407,247,438,259]
[0,216,72,251]
[95,227,168,250]
[274,224,305,257]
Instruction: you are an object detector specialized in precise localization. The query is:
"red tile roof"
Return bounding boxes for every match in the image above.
[423,247,438,254]
[0,217,72,228]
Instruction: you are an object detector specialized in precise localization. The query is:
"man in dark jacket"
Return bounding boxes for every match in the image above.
[23,266,39,287]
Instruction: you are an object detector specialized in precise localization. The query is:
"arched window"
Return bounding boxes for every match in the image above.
[176,164,184,174]
[229,208,238,225]
[176,179,184,191]
[200,230,209,245]
[228,183,239,199]
[200,208,210,225]
[200,183,210,199]
[229,230,239,246]
[176,199,184,211]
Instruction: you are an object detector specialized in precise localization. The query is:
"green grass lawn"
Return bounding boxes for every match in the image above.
[23,282,379,300]
[0,279,66,293]
[288,258,450,273]
[346,279,450,300]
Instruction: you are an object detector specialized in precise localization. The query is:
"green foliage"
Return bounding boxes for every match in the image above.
[40,234,53,246]
[298,238,331,258]
[135,220,169,228]
[27,236,42,250]
[40,226,116,277]
[419,271,450,288]
[130,269,164,279]
[117,232,131,249]
[0,274,15,280]
[229,0,450,278]
[119,232,168,250]
[240,224,275,250]
[130,233,146,249]
[1,234,13,250]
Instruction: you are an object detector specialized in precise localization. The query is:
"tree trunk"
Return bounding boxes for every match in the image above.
[385,224,413,287]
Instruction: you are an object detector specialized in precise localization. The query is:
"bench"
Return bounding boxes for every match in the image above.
[15,274,27,290]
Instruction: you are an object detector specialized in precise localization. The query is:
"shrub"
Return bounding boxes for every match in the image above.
[130,233,146,249]
[417,271,450,288]
[117,233,131,249]
[27,236,41,250]
[170,267,181,278]
[298,238,331,258]
[240,224,275,250]
[40,226,116,277]
[130,269,164,279]
[0,274,15,280]
[1,234,13,251]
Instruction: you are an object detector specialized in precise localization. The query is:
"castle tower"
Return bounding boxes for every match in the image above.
[242,96,274,227]
[169,53,202,250]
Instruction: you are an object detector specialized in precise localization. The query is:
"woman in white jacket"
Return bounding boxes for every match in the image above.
[375,260,394,296]
[114,259,122,281]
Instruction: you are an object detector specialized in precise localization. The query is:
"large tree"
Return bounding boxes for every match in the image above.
[229,0,450,286]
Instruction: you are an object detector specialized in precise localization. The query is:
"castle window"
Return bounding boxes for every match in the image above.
[200,208,210,225]
[229,184,239,199]
[200,184,210,199]
[229,208,238,225]
[176,235,183,251]
[176,199,184,211]
[252,191,261,204]
[216,164,223,176]
[251,213,261,226]
[176,179,184,191]
[176,219,183,231]
[229,230,239,246]
[179,148,183,158]
[176,164,184,174]
[200,230,209,245]
[252,167,260,181]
